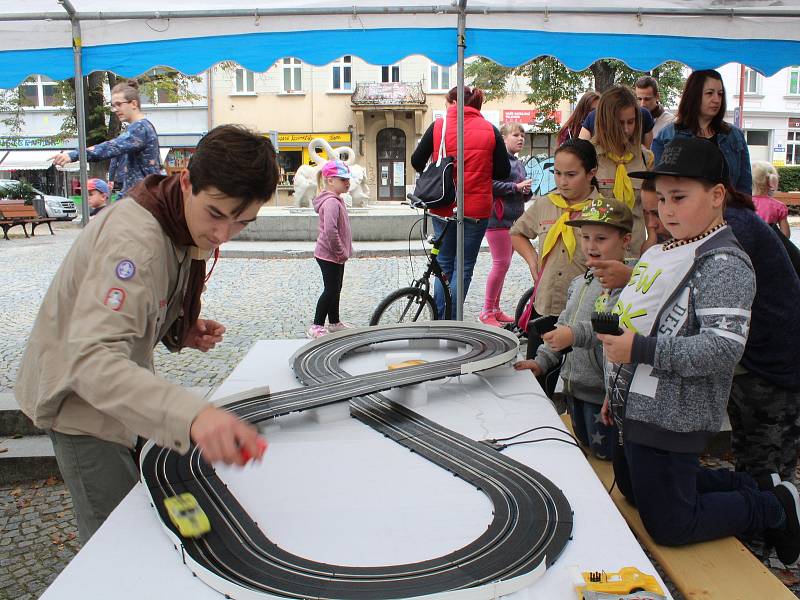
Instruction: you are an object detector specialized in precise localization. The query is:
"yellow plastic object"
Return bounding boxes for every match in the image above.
[575,567,665,598]
[387,359,428,371]
[164,493,211,538]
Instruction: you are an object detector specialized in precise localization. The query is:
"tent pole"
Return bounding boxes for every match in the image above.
[455,0,467,321]
[60,0,89,226]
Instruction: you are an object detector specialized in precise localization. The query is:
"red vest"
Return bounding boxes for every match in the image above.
[430,105,496,219]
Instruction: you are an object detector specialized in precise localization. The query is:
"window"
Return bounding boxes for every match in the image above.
[788,130,800,165]
[743,68,761,95]
[19,75,58,108]
[429,64,450,92]
[746,130,770,146]
[282,58,302,93]
[789,67,800,96]
[234,68,255,94]
[142,68,173,105]
[331,56,352,91]
[381,65,400,83]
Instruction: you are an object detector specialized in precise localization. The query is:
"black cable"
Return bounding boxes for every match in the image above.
[491,425,580,445]
[498,437,587,457]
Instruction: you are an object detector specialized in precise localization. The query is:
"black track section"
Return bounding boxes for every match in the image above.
[140,323,573,599]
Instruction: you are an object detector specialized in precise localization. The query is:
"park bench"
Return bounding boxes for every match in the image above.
[0,201,55,240]
[560,414,795,600]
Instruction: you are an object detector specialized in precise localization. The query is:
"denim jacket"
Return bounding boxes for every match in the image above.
[652,123,752,196]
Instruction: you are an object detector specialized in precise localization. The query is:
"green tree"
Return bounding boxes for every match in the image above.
[466,57,685,132]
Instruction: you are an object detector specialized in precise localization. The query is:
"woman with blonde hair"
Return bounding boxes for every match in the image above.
[52,80,161,197]
[588,86,650,257]
[751,161,789,236]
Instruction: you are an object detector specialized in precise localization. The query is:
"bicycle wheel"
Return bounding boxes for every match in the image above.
[370,286,437,326]
[514,286,535,327]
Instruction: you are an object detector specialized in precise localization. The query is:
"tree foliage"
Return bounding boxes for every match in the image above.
[466,57,686,131]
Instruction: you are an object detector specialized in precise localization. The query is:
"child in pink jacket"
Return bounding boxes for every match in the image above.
[308,160,354,338]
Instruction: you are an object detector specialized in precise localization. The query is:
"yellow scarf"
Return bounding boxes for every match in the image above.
[606,151,635,209]
[541,193,592,261]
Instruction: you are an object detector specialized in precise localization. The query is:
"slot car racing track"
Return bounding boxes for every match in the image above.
[140,322,573,600]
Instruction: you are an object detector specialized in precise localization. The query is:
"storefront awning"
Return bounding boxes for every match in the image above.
[0,150,78,172]
[159,147,171,164]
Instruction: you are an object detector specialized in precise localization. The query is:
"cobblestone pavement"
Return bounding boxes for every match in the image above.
[2,224,800,598]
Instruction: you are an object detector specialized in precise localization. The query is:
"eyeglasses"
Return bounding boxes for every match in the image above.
[111,101,131,109]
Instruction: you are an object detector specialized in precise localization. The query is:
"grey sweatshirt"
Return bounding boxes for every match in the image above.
[608,226,755,454]
[535,271,623,405]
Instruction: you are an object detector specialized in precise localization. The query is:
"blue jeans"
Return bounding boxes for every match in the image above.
[431,215,488,319]
[566,395,616,460]
[613,439,783,546]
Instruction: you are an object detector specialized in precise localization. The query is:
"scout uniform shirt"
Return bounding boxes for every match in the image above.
[509,188,600,316]
[15,197,210,453]
[595,144,652,258]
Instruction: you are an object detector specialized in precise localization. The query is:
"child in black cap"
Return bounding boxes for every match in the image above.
[597,137,800,564]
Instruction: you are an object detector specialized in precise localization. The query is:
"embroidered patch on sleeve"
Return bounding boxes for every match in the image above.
[104,287,126,311]
[115,259,136,280]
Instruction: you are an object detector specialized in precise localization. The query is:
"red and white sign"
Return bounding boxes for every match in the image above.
[502,109,563,125]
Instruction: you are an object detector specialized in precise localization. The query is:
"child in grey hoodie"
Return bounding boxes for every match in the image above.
[515,196,633,460]
[598,138,800,566]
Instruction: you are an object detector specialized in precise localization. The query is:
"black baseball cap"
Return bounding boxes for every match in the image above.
[629,137,729,185]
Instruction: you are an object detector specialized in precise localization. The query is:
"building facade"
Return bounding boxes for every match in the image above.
[718,63,800,167]
[209,56,566,204]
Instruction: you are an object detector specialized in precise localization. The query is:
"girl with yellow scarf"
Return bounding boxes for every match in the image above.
[589,86,653,257]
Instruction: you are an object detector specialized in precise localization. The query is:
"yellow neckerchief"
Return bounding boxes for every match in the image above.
[605,150,635,209]
[541,193,592,261]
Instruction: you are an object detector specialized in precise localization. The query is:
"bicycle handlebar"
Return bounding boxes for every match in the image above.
[405,194,480,224]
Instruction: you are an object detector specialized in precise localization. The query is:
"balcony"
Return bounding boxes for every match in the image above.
[351,82,426,107]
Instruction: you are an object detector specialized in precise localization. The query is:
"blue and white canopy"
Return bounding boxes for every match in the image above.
[1,0,800,88]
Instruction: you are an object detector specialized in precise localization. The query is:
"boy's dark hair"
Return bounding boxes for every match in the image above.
[188,125,279,212]
[676,69,730,135]
[641,178,656,193]
[555,138,600,191]
[635,76,660,97]
[697,179,756,211]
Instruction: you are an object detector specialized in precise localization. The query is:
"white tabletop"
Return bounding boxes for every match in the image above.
[41,338,670,600]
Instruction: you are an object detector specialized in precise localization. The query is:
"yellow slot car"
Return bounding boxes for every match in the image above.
[164,493,211,538]
[387,359,428,370]
[575,567,665,599]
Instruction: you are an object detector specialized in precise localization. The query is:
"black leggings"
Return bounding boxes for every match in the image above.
[314,258,345,326]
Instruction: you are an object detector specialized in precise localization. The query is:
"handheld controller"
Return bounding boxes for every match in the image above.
[591,311,623,336]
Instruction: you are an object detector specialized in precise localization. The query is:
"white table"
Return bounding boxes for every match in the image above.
[41,338,670,599]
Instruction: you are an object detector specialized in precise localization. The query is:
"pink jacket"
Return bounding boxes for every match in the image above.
[313,190,353,263]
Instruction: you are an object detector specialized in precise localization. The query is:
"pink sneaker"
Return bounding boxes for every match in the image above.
[479,311,502,327]
[306,324,328,339]
[495,310,515,323]
[327,321,353,332]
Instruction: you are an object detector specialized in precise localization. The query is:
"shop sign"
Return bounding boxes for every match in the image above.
[789,117,800,129]
[502,110,563,126]
[0,136,70,149]
[278,132,351,144]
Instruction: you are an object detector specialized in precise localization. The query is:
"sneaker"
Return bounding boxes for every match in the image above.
[495,310,515,323]
[478,311,502,327]
[768,482,800,567]
[756,472,781,491]
[306,324,328,339]
[327,321,352,332]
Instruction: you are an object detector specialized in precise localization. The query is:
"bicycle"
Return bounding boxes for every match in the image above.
[370,195,469,325]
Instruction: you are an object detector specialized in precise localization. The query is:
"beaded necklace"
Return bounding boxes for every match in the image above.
[661,221,726,252]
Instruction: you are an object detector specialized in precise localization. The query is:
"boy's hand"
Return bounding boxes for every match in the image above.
[184,319,226,352]
[542,325,573,352]
[586,258,633,289]
[190,406,266,466]
[513,359,542,376]
[600,396,614,427]
[598,329,635,364]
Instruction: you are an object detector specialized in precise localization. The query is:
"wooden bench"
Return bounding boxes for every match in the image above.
[0,201,55,240]
[774,191,800,207]
[560,414,795,600]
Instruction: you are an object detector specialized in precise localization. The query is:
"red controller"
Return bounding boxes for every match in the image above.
[239,438,268,463]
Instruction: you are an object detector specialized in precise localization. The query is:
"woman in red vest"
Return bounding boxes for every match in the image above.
[411,86,510,319]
